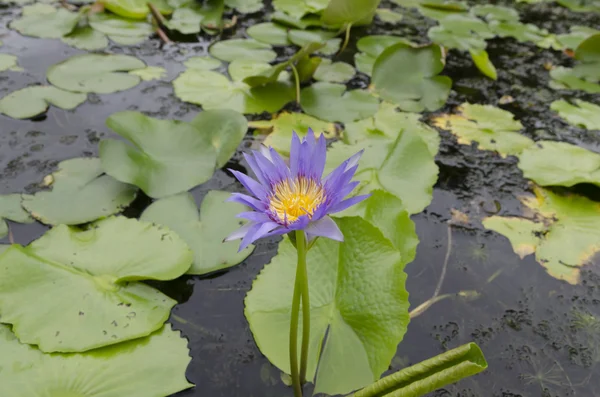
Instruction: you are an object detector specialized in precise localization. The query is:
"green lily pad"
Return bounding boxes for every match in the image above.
[141,191,253,275]
[321,0,379,26]
[21,158,138,226]
[209,39,277,62]
[189,108,248,168]
[550,34,600,93]
[433,103,534,157]
[472,4,519,21]
[0,216,193,352]
[88,12,153,43]
[129,66,167,81]
[0,54,21,72]
[557,26,600,50]
[488,20,550,45]
[314,59,355,82]
[371,43,451,112]
[184,56,222,70]
[0,324,193,396]
[47,54,146,94]
[0,194,34,239]
[376,8,404,23]
[225,0,264,13]
[300,82,379,123]
[247,22,291,45]
[62,26,109,50]
[165,1,223,34]
[245,216,409,395]
[354,35,410,75]
[228,59,272,82]
[271,10,325,29]
[100,111,217,199]
[288,29,341,55]
[517,141,600,187]
[483,186,600,284]
[551,99,600,130]
[173,69,294,114]
[10,5,79,39]
[427,14,493,51]
[325,126,438,214]
[556,0,600,12]
[273,0,328,19]
[0,86,87,119]
[248,112,336,155]
[469,48,497,80]
[103,0,172,19]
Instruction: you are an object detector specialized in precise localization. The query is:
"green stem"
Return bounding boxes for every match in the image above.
[337,23,353,56]
[289,233,304,397]
[296,230,310,384]
[290,64,301,105]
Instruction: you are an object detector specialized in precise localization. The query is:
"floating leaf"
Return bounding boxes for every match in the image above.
[245,217,409,395]
[517,141,600,187]
[209,39,277,62]
[354,35,410,75]
[0,324,193,396]
[248,112,336,155]
[428,14,493,51]
[184,56,222,70]
[376,8,404,23]
[551,99,600,130]
[301,82,379,123]
[0,54,21,72]
[100,111,217,199]
[288,29,341,55]
[472,4,519,21]
[484,186,600,284]
[556,26,600,50]
[0,86,87,119]
[88,12,153,43]
[0,194,33,239]
[189,108,248,168]
[550,34,600,93]
[62,26,109,50]
[173,69,294,114]
[371,43,451,112]
[102,0,172,19]
[129,66,167,81]
[272,0,328,19]
[433,103,533,157]
[228,59,272,82]
[10,5,79,38]
[556,0,600,12]
[247,22,291,45]
[0,216,193,352]
[325,127,438,214]
[321,0,380,26]
[21,158,137,226]
[225,0,264,13]
[141,191,253,275]
[165,4,206,34]
[314,59,355,82]
[488,20,550,45]
[271,10,325,29]
[47,54,145,94]
[469,48,497,80]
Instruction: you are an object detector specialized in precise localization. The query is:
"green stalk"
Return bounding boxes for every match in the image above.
[290,64,301,105]
[296,230,310,384]
[289,231,305,397]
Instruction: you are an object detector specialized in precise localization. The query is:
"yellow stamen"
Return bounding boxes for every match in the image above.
[269,178,325,224]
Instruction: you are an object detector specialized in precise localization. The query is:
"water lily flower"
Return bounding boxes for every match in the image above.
[226,130,370,250]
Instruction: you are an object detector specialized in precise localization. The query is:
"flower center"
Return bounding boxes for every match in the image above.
[269,177,325,224]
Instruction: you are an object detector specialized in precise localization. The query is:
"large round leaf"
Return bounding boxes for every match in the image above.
[354,35,411,75]
[245,217,409,395]
[209,39,277,62]
[0,86,87,119]
[0,216,193,352]
[371,43,451,112]
[141,191,253,275]
[103,0,172,19]
[88,12,153,43]
[247,22,291,45]
[0,194,34,239]
[21,158,138,225]
[0,324,193,396]
[100,111,217,199]
[62,26,109,50]
[10,5,79,38]
[300,82,379,123]
[550,99,600,130]
[173,69,294,114]
[47,54,146,94]
[321,0,379,26]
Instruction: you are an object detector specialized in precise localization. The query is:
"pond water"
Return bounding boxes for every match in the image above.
[1,0,600,396]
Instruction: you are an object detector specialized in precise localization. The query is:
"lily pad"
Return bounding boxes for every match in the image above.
[288,29,341,55]
[314,59,355,82]
[0,194,34,239]
[550,99,600,130]
[433,103,534,157]
[272,0,328,19]
[102,0,172,19]
[371,43,451,112]
[225,0,264,13]
[483,186,600,284]
[209,39,277,62]
[165,2,223,34]
[245,217,409,395]
[189,108,248,168]
[62,26,109,50]
[247,22,291,45]
[354,35,410,75]
[129,66,167,81]
[184,56,222,70]
[550,34,600,93]
[88,12,153,43]
[0,54,21,72]
[10,5,79,38]
[141,191,253,275]
[100,111,217,199]
[321,0,379,26]
[0,216,193,352]
[324,126,438,214]
[0,86,87,119]
[21,158,138,226]
[0,324,193,396]
[557,26,600,50]
[517,141,600,187]
[376,8,404,23]
[427,13,493,51]
[173,69,294,114]
[47,54,146,94]
[228,59,272,82]
[248,112,336,155]
[300,82,379,123]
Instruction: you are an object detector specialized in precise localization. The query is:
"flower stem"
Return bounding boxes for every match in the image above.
[297,230,310,384]
[290,64,301,105]
[289,231,304,397]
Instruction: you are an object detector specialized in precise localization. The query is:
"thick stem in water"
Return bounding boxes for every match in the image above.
[297,230,310,384]
[289,231,305,397]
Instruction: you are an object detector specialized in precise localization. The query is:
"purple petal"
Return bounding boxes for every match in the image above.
[268,148,291,180]
[259,144,273,161]
[253,150,283,186]
[290,131,301,178]
[328,194,371,213]
[229,169,267,201]
[236,211,272,222]
[324,164,358,194]
[227,193,266,212]
[337,180,360,200]
[243,153,269,186]
[224,222,254,242]
[309,133,327,180]
[239,221,281,250]
[304,128,316,148]
[305,216,343,242]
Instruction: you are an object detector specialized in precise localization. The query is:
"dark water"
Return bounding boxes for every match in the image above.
[1,1,600,396]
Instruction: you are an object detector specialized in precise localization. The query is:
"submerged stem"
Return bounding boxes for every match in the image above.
[338,23,353,56]
[297,230,310,384]
[290,231,305,397]
[291,64,301,105]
